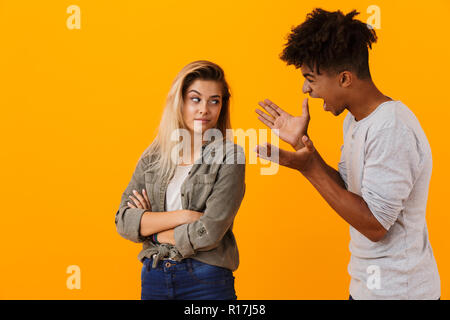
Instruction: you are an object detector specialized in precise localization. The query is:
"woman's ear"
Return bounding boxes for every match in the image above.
[339,71,353,88]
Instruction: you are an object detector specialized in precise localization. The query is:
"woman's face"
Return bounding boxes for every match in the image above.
[182,79,223,135]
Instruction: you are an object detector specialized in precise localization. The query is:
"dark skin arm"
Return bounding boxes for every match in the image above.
[255,99,387,242]
[256,137,387,242]
[301,143,386,242]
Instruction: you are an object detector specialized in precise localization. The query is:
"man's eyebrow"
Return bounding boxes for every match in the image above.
[302,73,315,79]
[188,90,221,98]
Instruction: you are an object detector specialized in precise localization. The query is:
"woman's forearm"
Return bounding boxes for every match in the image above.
[139,210,188,237]
[156,228,176,245]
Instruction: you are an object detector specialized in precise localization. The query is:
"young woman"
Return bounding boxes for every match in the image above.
[115,60,246,300]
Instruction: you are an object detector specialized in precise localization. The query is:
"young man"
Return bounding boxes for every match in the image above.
[255,8,440,299]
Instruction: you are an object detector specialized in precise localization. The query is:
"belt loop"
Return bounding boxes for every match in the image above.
[186,259,193,272]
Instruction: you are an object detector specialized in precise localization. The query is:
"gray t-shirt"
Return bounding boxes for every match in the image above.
[338,100,440,299]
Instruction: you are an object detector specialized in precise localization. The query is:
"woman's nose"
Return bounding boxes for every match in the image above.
[198,102,209,114]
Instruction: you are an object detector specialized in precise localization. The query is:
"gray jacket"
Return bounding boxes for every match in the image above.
[115,138,246,271]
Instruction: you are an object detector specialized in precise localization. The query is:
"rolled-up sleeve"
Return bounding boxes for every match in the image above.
[115,155,149,243]
[174,150,246,258]
[361,126,422,231]
[338,144,348,189]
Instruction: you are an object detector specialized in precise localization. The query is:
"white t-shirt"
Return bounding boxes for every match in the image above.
[165,164,193,212]
[155,165,193,262]
[339,100,440,299]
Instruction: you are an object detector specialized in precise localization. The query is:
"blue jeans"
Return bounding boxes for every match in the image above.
[141,257,237,300]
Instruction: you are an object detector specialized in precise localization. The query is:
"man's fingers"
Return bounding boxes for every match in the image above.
[258,101,279,118]
[263,99,286,116]
[302,135,315,152]
[255,108,275,124]
[256,114,275,129]
[255,138,315,171]
[254,143,271,159]
[302,98,310,118]
[255,143,294,167]
[262,99,281,116]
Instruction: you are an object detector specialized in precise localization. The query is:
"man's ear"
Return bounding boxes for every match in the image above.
[339,71,353,88]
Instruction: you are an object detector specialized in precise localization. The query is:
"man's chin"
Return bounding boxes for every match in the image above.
[323,104,340,116]
[330,106,346,116]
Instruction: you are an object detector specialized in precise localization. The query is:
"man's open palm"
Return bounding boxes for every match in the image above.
[255,98,310,150]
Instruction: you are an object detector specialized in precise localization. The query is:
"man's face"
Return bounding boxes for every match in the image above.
[300,64,348,116]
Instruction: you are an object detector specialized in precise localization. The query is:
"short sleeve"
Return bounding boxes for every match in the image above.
[361,126,422,230]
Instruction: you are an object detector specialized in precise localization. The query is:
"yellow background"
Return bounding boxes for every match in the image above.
[1,0,449,299]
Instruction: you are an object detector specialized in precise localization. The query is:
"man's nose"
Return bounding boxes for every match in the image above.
[302,80,311,94]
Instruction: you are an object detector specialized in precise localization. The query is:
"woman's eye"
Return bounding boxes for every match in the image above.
[191,97,200,102]
[210,100,220,105]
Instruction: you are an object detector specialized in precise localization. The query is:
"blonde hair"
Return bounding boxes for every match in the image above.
[143,60,232,178]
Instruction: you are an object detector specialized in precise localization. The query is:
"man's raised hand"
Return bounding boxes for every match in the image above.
[255,98,310,150]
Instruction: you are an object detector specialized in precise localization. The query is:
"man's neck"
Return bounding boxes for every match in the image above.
[346,80,392,121]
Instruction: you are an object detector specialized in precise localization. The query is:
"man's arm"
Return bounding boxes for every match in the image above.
[303,150,387,242]
[256,136,387,242]
[255,98,346,189]
[299,125,422,242]
[320,158,347,190]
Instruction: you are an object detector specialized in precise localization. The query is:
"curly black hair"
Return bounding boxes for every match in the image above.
[280,8,377,79]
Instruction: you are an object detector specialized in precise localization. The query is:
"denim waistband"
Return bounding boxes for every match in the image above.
[144,256,225,271]
[144,257,200,272]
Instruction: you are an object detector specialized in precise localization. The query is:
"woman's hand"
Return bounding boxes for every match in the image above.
[255,98,310,151]
[127,189,152,211]
[156,229,176,245]
[183,210,204,224]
